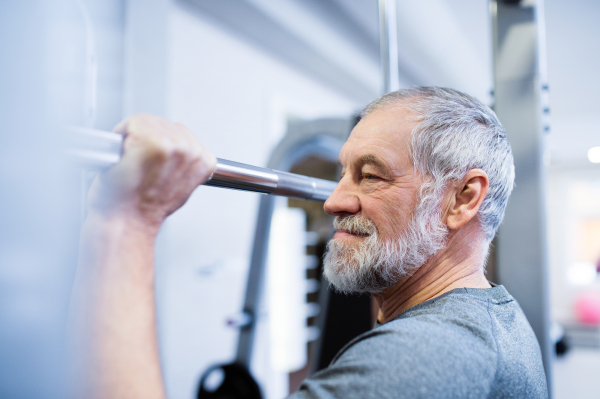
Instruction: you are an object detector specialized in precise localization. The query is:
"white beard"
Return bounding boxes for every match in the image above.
[323,192,449,294]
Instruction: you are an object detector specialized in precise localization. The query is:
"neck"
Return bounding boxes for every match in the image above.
[373,224,491,324]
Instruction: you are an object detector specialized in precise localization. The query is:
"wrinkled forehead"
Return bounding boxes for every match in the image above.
[340,105,420,169]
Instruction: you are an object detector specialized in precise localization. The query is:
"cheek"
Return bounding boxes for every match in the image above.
[363,189,420,237]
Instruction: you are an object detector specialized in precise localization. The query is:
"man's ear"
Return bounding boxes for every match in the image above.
[444,169,489,231]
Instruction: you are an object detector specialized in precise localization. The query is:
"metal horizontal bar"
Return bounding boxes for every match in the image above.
[66,126,337,202]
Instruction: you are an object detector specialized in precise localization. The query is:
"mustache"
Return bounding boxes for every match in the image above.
[333,215,378,236]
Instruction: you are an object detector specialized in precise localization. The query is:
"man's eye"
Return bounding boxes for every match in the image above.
[363,173,379,180]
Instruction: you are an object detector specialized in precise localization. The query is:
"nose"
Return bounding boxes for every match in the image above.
[323,174,360,217]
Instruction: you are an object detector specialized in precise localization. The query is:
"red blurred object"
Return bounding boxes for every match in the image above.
[575,292,600,325]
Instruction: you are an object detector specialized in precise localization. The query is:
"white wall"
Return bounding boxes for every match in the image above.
[0,1,127,397]
[156,3,360,398]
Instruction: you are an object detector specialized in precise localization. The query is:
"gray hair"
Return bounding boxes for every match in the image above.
[361,87,515,243]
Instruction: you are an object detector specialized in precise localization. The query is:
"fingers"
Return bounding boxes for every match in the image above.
[111,113,217,179]
[102,114,217,221]
[174,122,217,185]
[111,116,134,136]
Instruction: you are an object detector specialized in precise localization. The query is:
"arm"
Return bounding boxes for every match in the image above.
[69,114,216,399]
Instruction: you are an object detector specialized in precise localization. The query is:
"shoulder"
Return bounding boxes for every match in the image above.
[293,292,499,399]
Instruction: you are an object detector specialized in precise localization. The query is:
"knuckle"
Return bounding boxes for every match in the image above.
[171,145,189,161]
[145,137,171,160]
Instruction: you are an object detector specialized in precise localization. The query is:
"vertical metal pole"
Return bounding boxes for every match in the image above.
[491,0,552,393]
[379,0,400,94]
[235,195,275,366]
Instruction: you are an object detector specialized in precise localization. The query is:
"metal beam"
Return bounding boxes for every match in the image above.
[491,0,552,392]
[298,0,380,62]
[379,0,400,93]
[179,0,378,103]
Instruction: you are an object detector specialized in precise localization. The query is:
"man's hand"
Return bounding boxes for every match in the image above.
[88,114,217,232]
[70,115,215,399]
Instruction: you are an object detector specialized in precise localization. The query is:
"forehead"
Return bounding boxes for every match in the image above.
[340,104,419,169]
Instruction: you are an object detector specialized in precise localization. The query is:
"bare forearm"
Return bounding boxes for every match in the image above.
[70,210,166,399]
[68,115,215,398]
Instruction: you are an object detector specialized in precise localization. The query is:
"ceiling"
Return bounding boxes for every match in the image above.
[185,0,600,168]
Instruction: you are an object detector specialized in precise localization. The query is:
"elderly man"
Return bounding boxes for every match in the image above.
[70,87,548,398]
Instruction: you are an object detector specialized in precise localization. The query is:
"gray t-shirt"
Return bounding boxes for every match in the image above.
[289,285,548,398]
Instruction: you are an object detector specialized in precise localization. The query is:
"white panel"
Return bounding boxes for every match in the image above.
[268,204,308,373]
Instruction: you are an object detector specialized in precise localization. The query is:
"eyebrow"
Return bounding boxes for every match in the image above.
[360,154,390,174]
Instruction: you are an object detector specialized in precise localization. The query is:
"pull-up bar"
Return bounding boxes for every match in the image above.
[67,126,337,202]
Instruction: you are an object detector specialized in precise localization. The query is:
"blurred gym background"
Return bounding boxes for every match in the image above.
[0,0,599,398]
